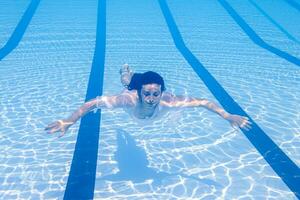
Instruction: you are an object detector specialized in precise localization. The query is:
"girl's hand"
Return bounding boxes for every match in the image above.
[226,114,252,131]
[45,120,74,137]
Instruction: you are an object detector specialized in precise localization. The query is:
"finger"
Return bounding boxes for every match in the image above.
[242,126,250,131]
[58,125,70,138]
[242,118,251,124]
[244,120,251,126]
[47,130,56,134]
[240,121,249,129]
[243,117,250,122]
[58,131,65,138]
[239,120,246,127]
[244,126,251,131]
[241,122,251,130]
[45,122,57,130]
[48,127,60,134]
[244,123,252,130]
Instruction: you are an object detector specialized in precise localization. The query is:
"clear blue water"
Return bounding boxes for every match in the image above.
[0,0,299,199]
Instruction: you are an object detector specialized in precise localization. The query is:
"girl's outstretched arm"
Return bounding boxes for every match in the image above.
[45,94,134,137]
[162,95,251,130]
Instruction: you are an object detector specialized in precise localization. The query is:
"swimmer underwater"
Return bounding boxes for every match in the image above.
[45,64,252,137]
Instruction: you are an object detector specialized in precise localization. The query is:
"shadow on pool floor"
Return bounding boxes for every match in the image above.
[98,129,222,188]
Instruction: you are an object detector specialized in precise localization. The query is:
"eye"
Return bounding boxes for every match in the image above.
[153,92,160,97]
[143,92,150,96]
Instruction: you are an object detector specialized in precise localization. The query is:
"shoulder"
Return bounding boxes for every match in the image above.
[160,92,204,107]
[160,92,178,107]
[116,90,138,107]
[161,92,189,102]
[95,91,137,108]
[161,92,176,102]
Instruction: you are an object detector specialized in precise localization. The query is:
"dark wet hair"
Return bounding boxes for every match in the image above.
[128,71,166,92]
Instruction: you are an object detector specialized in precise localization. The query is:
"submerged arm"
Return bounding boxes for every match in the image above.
[203,100,252,130]
[66,94,135,122]
[45,94,134,136]
[192,98,230,119]
[166,96,229,118]
[163,95,251,130]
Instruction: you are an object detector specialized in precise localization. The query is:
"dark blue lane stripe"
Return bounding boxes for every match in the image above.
[0,0,40,61]
[249,0,300,44]
[284,0,300,12]
[63,0,106,199]
[158,0,300,198]
[217,0,300,67]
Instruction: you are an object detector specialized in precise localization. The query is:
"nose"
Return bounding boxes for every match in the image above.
[147,97,155,103]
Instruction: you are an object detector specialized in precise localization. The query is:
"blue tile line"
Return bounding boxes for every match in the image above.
[0,0,40,61]
[63,0,106,199]
[284,0,300,12]
[158,0,300,198]
[249,0,300,44]
[217,0,300,67]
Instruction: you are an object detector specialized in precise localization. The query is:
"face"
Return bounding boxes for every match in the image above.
[139,84,162,107]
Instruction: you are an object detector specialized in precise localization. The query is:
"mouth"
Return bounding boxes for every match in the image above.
[146,102,156,106]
